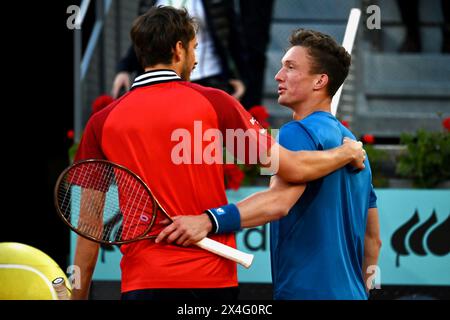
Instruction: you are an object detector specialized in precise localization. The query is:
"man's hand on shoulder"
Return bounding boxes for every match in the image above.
[342,137,366,170]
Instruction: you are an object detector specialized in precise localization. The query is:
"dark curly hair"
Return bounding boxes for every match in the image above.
[130,6,197,68]
[289,29,351,97]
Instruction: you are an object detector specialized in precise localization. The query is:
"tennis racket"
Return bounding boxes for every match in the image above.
[54,159,254,268]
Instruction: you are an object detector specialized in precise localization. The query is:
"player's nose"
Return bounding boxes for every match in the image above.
[274,69,284,82]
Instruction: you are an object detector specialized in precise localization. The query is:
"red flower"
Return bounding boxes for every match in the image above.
[249,105,270,128]
[223,164,245,190]
[443,117,450,131]
[92,95,114,115]
[341,120,350,128]
[362,134,375,144]
[67,129,74,140]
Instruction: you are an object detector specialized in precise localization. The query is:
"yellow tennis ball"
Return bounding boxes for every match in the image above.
[0,242,71,300]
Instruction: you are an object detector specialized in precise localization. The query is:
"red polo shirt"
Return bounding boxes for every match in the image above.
[75,69,273,291]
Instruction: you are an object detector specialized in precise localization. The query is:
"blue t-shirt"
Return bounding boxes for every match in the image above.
[270,111,377,300]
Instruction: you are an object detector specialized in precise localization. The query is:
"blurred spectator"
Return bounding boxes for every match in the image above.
[112,0,248,102]
[397,0,450,53]
[239,0,275,109]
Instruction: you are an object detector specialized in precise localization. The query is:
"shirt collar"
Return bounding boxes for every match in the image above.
[131,69,181,89]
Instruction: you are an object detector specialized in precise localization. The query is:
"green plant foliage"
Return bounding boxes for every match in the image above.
[365,144,389,188]
[396,129,450,188]
[68,142,79,164]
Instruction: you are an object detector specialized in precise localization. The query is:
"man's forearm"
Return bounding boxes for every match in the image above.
[71,236,99,300]
[362,238,381,292]
[237,176,305,227]
[362,208,382,292]
[155,176,305,245]
[291,147,354,182]
[237,189,285,227]
[273,139,364,183]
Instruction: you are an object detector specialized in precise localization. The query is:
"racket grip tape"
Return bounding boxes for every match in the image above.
[195,237,254,268]
[52,277,70,300]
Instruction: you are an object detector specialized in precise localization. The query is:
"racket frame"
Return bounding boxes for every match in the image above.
[54,159,158,245]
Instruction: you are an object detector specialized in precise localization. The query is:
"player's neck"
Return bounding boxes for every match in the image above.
[145,63,181,76]
[292,96,331,121]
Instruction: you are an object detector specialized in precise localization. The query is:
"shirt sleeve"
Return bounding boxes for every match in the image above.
[74,114,107,162]
[202,88,275,164]
[278,122,317,152]
[369,185,378,209]
[72,114,110,192]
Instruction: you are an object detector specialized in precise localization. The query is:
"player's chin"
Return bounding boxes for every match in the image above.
[277,96,288,106]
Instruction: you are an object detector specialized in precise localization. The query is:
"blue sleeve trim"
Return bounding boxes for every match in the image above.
[369,187,378,209]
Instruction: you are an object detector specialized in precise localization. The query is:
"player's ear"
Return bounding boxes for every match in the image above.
[313,74,329,91]
[173,41,184,63]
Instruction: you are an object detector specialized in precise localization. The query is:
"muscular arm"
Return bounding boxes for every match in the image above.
[362,208,382,292]
[155,176,305,246]
[237,175,305,228]
[262,138,365,184]
[71,237,100,300]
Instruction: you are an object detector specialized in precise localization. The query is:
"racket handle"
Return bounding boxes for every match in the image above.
[195,237,254,268]
[52,277,70,300]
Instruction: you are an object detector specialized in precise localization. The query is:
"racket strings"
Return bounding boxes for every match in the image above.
[60,162,114,238]
[117,171,151,241]
[57,161,155,243]
[113,169,148,240]
[118,175,143,239]
[82,162,124,240]
[79,163,113,238]
[58,162,108,239]
[85,164,110,237]
[101,163,126,240]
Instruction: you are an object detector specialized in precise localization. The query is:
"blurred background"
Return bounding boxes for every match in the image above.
[1,0,448,300]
